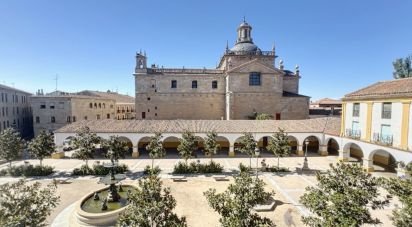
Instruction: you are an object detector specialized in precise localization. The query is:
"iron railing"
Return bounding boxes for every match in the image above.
[345,129,361,139]
[372,132,393,146]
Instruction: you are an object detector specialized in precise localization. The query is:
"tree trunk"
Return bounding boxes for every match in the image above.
[151,158,154,170]
[277,156,280,169]
[249,156,252,169]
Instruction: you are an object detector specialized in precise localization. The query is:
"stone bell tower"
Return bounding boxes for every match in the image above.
[135,50,147,72]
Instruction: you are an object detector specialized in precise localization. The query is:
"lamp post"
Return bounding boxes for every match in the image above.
[302,139,309,171]
[255,148,260,179]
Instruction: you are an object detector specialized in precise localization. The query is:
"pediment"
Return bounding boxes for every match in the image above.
[227,59,283,74]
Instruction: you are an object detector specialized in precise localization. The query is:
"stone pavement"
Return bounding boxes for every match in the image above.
[0,155,399,227]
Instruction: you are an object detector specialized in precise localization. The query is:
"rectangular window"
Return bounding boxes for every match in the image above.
[107,114,110,119]
[171,80,177,88]
[51,116,55,123]
[96,114,101,120]
[67,116,71,123]
[84,116,88,120]
[381,124,391,137]
[50,102,55,109]
[352,103,360,117]
[275,113,281,120]
[142,112,146,119]
[72,116,76,122]
[249,72,261,86]
[35,116,40,123]
[40,102,46,109]
[212,80,218,89]
[192,80,198,89]
[382,103,392,119]
[59,102,64,109]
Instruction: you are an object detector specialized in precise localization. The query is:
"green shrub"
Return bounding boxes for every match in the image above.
[72,163,128,176]
[143,165,161,175]
[239,163,251,172]
[263,166,290,173]
[173,161,194,174]
[0,165,54,177]
[173,161,223,174]
[72,165,94,176]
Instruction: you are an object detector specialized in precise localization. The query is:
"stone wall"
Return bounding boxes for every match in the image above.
[283,76,299,94]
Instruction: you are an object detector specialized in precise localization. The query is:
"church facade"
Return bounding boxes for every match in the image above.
[134,20,309,120]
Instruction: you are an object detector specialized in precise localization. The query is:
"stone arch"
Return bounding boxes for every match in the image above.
[163,136,181,156]
[287,135,299,154]
[368,149,397,172]
[216,136,230,155]
[302,135,320,154]
[257,136,274,155]
[326,138,340,156]
[234,135,254,156]
[137,136,152,156]
[343,142,363,162]
[117,136,133,154]
[194,136,205,157]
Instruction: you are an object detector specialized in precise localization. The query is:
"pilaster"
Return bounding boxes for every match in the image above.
[132,147,139,158]
[364,102,373,142]
[400,102,410,150]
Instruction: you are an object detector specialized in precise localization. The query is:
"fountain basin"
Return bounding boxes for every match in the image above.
[73,184,137,226]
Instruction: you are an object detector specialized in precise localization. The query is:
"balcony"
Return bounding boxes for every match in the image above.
[372,133,393,146]
[345,129,361,139]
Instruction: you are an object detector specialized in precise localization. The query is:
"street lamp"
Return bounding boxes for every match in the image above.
[255,147,260,179]
[303,139,309,170]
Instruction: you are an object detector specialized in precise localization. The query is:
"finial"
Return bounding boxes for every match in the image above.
[295,65,300,76]
[272,42,276,53]
[243,16,246,23]
[279,59,284,70]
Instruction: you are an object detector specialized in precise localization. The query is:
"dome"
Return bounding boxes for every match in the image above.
[230,42,260,52]
[239,22,250,27]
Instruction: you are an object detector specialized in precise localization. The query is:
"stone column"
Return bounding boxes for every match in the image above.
[362,158,374,172]
[319,145,328,156]
[132,146,139,158]
[338,150,349,162]
[228,145,235,157]
[297,145,304,156]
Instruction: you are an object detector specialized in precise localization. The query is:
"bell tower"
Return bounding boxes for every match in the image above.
[135,50,147,72]
[236,18,253,44]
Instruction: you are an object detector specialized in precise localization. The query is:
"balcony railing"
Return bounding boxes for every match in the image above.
[345,129,361,139]
[382,111,392,119]
[372,133,393,146]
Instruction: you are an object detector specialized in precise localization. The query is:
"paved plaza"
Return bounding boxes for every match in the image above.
[0,155,398,227]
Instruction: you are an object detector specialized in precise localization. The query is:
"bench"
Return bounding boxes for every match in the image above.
[212,175,229,181]
[171,176,187,182]
[55,177,70,184]
[253,200,276,212]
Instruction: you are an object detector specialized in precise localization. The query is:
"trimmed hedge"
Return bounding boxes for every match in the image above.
[143,165,161,175]
[173,160,223,174]
[72,163,129,176]
[0,164,54,177]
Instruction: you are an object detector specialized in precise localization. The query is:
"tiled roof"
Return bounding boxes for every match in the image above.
[78,90,134,104]
[283,91,310,98]
[343,78,412,100]
[55,117,341,135]
[312,98,341,105]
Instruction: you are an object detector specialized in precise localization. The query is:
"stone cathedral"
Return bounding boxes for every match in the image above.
[134,20,309,120]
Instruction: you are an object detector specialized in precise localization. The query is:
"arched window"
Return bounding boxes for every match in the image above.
[99,103,102,108]
[94,103,97,108]
[89,103,93,108]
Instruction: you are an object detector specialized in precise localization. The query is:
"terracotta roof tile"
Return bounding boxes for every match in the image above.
[55,117,341,135]
[343,78,412,100]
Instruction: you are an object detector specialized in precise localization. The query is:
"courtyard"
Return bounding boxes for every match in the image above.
[0,155,398,227]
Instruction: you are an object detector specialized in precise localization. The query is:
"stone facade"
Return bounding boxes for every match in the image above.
[134,21,309,120]
[0,84,32,137]
[31,90,135,136]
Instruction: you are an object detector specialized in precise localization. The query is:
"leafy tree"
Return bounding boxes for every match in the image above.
[72,126,100,167]
[204,171,274,227]
[256,113,273,120]
[0,179,60,227]
[102,136,129,163]
[117,175,187,227]
[266,128,290,169]
[177,131,197,165]
[28,130,55,167]
[204,131,220,161]
[146,132,166,170]
[381,165,412,227]
[393,55,412,79]
[300,162,389,227]
[0,128,24,168]
[237,132,257,168]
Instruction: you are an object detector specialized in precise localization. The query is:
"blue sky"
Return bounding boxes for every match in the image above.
[0,0,411,101]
